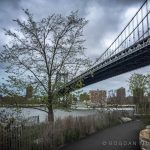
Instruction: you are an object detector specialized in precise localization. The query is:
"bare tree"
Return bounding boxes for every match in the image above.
[0,10,90,122]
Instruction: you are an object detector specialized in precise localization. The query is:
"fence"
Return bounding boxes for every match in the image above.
[0,111,121,150]
[136,103,150,114]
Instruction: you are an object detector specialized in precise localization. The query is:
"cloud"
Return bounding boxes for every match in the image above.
[0,0,144,52]
[0,0,149,92]
[0,0,21,26]
[83,0,144,59]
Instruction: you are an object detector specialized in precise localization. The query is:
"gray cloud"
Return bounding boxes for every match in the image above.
[0,0,149,92]
[0,0,21,25]
[0,0,20,7]
[83,0,144,58]
[0,0,21,50]
[0,0,144,52]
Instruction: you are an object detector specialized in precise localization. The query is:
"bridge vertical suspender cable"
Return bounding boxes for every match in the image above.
[93,0,150,66]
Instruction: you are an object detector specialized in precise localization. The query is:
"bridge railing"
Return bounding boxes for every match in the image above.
[63,0,150,88]
[96,0,150,65]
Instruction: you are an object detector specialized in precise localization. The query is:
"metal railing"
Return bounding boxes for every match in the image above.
[95,0,150,64]
[67,0,150,86]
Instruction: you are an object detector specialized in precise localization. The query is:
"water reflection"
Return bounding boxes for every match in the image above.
[0,107,134,122]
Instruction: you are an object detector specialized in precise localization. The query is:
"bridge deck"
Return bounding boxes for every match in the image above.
[59,0,150,94]
[59,37,150,93]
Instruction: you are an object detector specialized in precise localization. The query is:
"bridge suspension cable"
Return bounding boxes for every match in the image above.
[93,0,150,67]
[59,0,150,93]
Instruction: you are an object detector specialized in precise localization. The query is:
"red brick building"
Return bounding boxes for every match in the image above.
[89,90,107,106]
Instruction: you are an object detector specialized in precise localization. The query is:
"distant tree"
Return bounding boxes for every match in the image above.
[146,74,150,96]
[128,73,147,95]
[0,10,90,122]
[61,93,78,108]
[0,76,27,96]
[70,94,78,103]
[128,73,150,103]
[133,88,144,104]
[79,92,89,102]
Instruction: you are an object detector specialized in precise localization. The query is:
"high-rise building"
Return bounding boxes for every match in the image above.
[107,90,117,104]
[89,90,107,106]
[108,90,116,98]
[116,87,126,103]
[26,85,33,99]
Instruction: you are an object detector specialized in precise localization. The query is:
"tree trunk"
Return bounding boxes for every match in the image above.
[48,86,54,122]
[48,103,54,122]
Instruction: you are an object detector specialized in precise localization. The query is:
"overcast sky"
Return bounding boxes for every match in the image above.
[0,0,150,95]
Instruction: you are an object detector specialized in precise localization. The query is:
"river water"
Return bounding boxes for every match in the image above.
[0,107,135,122]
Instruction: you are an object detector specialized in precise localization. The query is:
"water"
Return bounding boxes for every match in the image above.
[0,107,134,122]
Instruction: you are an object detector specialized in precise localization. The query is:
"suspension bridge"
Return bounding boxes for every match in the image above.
[60,0,150,94]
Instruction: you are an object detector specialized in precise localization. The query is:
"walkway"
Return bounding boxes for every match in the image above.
[60,120,143,150]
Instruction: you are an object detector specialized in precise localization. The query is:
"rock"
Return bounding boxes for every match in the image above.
[139,129,150,150]
[120,117,132,123]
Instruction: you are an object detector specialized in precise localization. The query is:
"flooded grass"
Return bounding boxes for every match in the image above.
[0,112,120,150]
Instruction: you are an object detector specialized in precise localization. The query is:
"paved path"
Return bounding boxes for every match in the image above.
[60,120,143,150]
